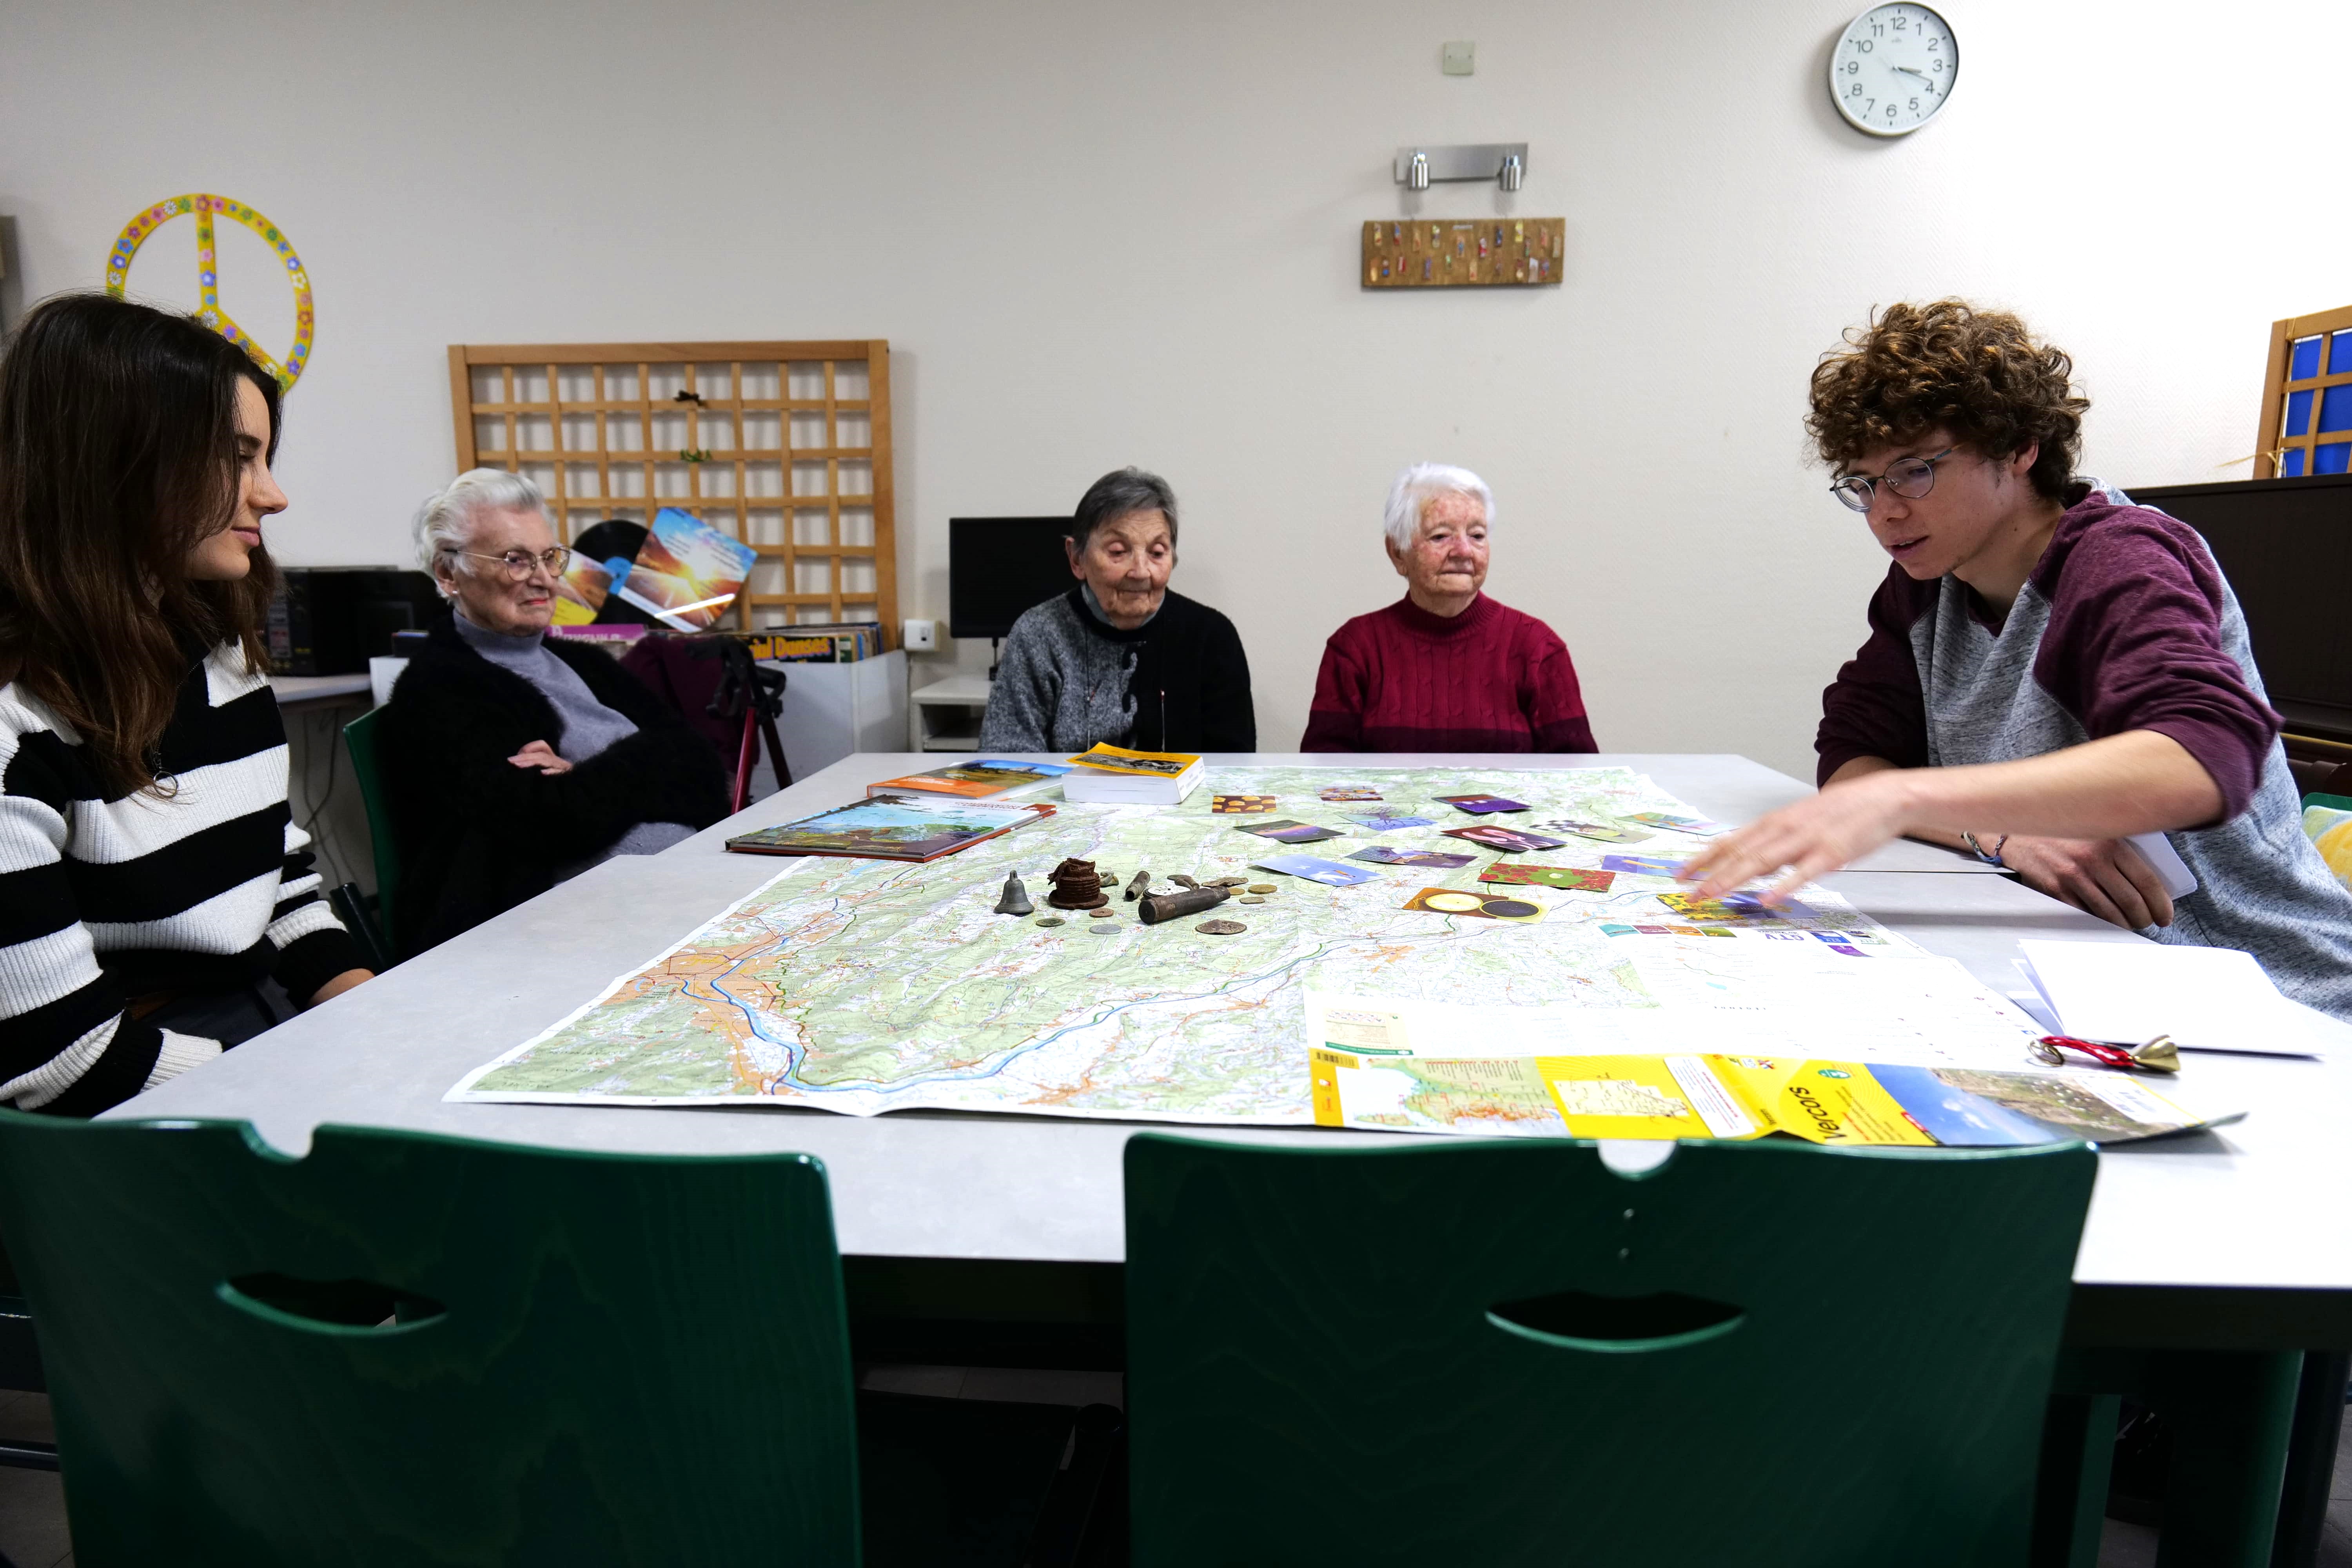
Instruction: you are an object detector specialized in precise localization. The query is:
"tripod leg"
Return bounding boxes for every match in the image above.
[759,710,792,790]
[732,707,757,813]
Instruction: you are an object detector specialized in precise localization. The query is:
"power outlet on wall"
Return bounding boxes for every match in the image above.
[902,617,939,652]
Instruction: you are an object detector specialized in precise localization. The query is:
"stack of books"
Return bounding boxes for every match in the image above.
[749,624,890,662]
[1061,743,1204,805]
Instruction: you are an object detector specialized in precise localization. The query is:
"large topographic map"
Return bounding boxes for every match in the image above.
[449,767,2033,1125]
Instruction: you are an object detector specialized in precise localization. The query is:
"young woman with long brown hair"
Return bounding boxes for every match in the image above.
[0,294,372,1115]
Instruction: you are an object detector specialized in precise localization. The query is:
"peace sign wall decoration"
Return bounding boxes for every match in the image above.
[103,194,314,392]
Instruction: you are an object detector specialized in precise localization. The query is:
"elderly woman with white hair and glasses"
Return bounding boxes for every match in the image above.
[1301,463,1596,753]
[374,470,727,955]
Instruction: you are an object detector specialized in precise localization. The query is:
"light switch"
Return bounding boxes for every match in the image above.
[1441,40,1474,75]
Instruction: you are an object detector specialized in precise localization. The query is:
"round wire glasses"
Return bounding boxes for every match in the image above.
[1829,446,1956,512]
[456,546,572,580]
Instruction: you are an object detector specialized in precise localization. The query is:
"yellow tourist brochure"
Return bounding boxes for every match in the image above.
[1063,742,1203,777]
[1308,1046,2237,1147]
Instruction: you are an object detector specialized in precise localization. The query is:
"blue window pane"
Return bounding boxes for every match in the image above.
[2292,335,2325,380]
[2324,385,2352,434]
[2283,447,2307,477]
[2333,330,2352,375]
[2288,388,2315,436]
[2316,442,2352,475]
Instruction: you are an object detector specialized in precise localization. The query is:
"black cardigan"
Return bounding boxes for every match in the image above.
[377,613,729,955]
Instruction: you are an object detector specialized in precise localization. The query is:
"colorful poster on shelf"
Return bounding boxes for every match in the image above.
[615,508,757,630]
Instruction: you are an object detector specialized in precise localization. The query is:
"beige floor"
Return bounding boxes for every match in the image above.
[2,1381,2346,1566]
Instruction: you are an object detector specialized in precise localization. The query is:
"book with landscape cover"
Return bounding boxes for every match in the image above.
[866,759,1075,799]
[726,794,1052,862]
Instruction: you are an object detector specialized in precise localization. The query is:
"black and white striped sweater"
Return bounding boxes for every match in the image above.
[0,640,363,1114]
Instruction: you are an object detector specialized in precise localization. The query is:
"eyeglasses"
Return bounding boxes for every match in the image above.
[453,546,571,580]
[1829,446,1957,513]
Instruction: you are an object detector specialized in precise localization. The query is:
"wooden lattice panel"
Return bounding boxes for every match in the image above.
[447,340,897,631]
[2255,307,2352,479]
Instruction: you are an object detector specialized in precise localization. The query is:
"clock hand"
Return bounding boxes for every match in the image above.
[1893,64,1929,80]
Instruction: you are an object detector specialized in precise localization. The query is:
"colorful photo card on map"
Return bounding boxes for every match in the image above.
[1601,853,1689,878]
[1621,812,1726,837]
[1345,812,1436,832]
[1252,853,1380,886]
[1441,825,1567,854]
[1211,793,1280,814]
[1435,793,1530,815]
[1318,785,1384,802]
[1236,818,1344,843]
[1351,846,1477,868]
[1480,864,1616,892]
[1545,818,1651,844]
[1401,887,1548,922]
[1656,890,1818,925]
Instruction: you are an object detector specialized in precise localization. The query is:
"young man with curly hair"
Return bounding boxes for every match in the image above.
[1688,299,2352,1020]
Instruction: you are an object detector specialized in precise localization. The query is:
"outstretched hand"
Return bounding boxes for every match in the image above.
[507,739,572,775]
[1679,774,1911,901]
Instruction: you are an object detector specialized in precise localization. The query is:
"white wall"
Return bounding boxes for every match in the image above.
[6,0,2347,779]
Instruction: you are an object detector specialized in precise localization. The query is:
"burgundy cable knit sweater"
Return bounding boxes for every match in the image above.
[1300,593,1596,753]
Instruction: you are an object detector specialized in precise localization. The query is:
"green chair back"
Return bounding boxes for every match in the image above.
[0,1111,860,1566]
[1124,1134,2096,1568]
[341,707,400,956]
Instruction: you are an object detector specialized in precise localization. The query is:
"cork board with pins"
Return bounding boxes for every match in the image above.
[1363,218,1565,289]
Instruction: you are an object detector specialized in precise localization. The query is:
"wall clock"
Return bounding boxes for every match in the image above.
[1831,4,1958,137]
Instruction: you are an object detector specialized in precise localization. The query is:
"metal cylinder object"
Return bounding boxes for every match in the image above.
[1407,151,1430,191]
[1138,886,1232,925]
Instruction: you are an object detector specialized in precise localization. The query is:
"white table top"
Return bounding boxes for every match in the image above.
[117,752,2352,1331]
[267,672,374,707]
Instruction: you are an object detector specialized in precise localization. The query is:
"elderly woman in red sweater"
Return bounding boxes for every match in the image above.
[1301,464,1596,753]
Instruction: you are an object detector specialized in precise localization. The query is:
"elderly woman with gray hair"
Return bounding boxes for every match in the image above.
[1302,463,1595,752]
[979,466,1255,753]
[375,470,727,954]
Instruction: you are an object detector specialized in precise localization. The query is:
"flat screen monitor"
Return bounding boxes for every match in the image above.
[949,516,1077,640]
[2123,474,2352,744]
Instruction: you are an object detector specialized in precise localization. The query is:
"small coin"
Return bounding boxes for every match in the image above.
[1239,895,1265,904]
[1090,923,1120,935]
[1247,883,1277,894]
[1087,908,1115,919]
[1035,917,1065,927]
[1197,919,1247,935]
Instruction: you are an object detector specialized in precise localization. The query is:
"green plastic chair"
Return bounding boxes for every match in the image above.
[1124,1134,2096,1568]
[340,707,401,959]
[0,1111,1116,1566]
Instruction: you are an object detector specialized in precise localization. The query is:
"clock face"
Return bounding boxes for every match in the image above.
[1831,3,1958,136]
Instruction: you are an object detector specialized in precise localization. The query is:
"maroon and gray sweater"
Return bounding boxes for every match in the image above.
[1819,480,2352,1020]
[1301,593,1597,754]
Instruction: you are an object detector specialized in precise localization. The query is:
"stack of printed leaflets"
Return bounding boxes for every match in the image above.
[726,794,1052,863]
[866,759,1074,800]
[1303,987,2242,1147]
[1060,743,1204,805]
